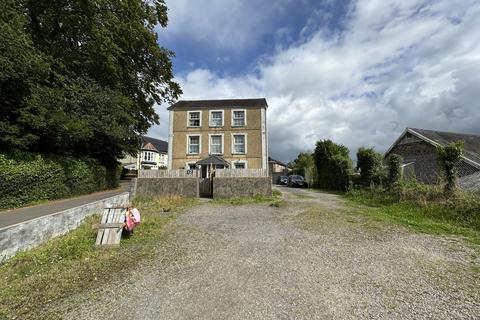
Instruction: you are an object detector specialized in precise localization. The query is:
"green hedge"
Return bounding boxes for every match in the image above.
[0,153,115,209]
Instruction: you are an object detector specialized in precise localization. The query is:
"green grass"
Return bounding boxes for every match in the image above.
[210,191,285,207]
[0,195,196,320]
[345,189,480,245]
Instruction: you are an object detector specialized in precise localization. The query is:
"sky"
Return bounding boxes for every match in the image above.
[148,0,480,163]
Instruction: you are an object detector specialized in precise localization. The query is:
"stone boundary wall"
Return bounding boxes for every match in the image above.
[213,177,272,198]
[136,178,199,198]
[0,192,129,263]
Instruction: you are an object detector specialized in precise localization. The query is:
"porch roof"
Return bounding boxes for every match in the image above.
[195,155,230,167]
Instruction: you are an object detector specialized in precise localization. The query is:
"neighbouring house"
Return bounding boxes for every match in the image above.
[120,136,168,170]
[385,128,480,189]
[269,157,292,183]
[167,98,269,177]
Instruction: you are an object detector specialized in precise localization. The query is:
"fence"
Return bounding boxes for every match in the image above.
[215,168,269,177]
[138,169,198,178]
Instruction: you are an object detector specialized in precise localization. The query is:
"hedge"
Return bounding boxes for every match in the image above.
[0,153,116,209]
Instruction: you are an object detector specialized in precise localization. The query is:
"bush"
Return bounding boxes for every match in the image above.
[437,141,464,194]
[0,152,111,209]
[386,154,403,188]
[314,140,353,190]
[356,147,385,187]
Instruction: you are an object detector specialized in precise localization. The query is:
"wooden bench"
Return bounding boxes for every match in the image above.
[95,207,127,246]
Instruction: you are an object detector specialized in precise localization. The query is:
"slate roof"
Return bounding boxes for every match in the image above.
[168,98,268,110]
[195,155,230,167]
[141,136,168,153]
[409,128,480,166]
[386,128,480,168]
[268,157,291,168]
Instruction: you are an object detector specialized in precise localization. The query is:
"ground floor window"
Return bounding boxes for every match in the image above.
[233,161,247,169]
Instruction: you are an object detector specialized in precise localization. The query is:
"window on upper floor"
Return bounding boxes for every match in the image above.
[232,134,246,154]
[210,110,224,127]
[188,111,201,127]
[210,135,223,155]
[187,135,200,154]
[142,151,155,162]
[232,110,246,127]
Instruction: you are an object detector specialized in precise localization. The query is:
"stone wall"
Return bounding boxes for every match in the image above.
[213,177,272,198]
[389,139,479,184]
[0,192,130,263]
[136,177,199,198]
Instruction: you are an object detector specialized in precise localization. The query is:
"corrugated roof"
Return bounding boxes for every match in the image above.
[168,98,268,110]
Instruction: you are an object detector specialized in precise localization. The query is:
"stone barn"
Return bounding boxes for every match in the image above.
[385,128,480,190]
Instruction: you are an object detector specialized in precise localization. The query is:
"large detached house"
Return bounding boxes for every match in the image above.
[120,136,168,170]
[167,99,268,176]
[385,128,480,190]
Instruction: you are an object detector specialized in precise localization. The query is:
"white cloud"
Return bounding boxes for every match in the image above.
[150,0,480,163]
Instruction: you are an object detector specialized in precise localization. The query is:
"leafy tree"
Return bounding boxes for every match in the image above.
[289,152,314,177]
[437,141,464,194]
[1,0,181,169]
[314,140,352,190]
[0,0,49,149]
[386,154,403,188]
[356,147,384,187]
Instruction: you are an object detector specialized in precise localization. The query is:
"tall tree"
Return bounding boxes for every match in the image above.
[289,152,314,177]
[0,0,181,167]
[356,147,384,187]
[314,140,352,190]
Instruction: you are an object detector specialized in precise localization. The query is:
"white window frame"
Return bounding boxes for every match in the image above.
[231,109,247,127]
[187,110,202,128]
[142,151,155,162]
[186,134,201,155]
[232,160,248,169]
[208,133,224,155]
[231,133,247,155]
[209,110,224,127]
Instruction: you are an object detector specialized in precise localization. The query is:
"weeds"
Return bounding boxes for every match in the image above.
[345,183,480,244]
[0,195,195,320]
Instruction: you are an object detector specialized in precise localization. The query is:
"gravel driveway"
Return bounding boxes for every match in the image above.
[64,187,480,319]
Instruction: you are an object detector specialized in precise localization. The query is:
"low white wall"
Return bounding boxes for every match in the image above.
[0,192,129,263]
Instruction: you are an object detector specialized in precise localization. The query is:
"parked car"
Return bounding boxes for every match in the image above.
[287,175,308,188]
[279,175,288,185]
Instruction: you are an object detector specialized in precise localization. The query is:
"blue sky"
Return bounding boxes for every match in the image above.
[149,0,480,163]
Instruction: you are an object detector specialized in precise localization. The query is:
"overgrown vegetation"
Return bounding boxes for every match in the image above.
[345,181,480,244]
[386,153,403,189]
[356,147,385,187]
[1,0,180,171]
[314,139,353,190]
[0,152,120,209]
[0,195,195,319]
[437,141,465,194]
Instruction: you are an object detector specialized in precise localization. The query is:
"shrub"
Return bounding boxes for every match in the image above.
[356,147,385,187]
[0,153,110,209]
[437,141,464,194]
[314,140,353,190]
[386,154,403,188]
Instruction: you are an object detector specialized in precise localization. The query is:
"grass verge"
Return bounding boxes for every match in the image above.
[0,195,196,320]
[345,189,480,245]
[211,190,285,207]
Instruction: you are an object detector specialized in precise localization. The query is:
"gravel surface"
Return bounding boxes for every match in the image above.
[63,186,480,319]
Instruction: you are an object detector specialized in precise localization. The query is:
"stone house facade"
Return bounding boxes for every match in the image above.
[167,99,268,173]
[385,128,480,186]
